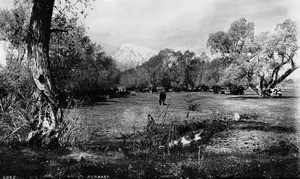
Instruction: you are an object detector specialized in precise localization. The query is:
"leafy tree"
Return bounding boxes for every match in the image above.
[195,52,210,87]
[202,58,222,87]
[222,19,298,96]
[135,66,150,90]
[254,19,299,94]
[169,50,204,90]
[142,52,164,87]
[142,49,176,89]
[206,18,254,78]
[0,0,31,63]
[119,67,149,90]
[119,69,138,88]
[207,31,230,56]
[139,49,207,91]
[207,18,298,97]
[185,51,206,90]
[0,0,95,147]
[207,18,254,65]
[71,47,120,96]
[50,20,120,99]
[49,16,86,95]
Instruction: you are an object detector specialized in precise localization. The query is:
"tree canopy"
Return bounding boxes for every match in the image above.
[207,18,299,96]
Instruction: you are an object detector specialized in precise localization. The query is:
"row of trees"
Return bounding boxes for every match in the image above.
[120,18,299,96]
[120,49,215,91]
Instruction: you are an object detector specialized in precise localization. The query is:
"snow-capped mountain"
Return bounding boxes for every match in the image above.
[112,44,157,71]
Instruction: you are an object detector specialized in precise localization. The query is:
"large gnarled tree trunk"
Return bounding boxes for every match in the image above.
[27,0,62,148]
[250,63,298,98]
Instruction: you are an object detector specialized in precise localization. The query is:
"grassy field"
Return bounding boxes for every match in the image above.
[1,89,300,178]
[76,89,299,138]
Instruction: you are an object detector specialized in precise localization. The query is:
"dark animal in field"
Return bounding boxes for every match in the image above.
[159,91,167,105]
[229,85,245,95]
[212,85,221,94]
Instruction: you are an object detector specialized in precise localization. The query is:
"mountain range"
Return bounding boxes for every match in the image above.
[111,44,157,71]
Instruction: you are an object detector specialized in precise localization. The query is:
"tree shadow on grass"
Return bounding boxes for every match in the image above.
[0,145,161,178]
[0,146,48,177]
[227,95,299,100]
[232,120,296,133]
[83,101,114,107]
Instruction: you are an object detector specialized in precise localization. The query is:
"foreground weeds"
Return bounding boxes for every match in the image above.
[0,110,299,178]
[0,92,299,178]
[0,146,298,178]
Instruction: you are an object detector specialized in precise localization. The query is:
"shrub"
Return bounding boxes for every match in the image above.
[58,107,92,147]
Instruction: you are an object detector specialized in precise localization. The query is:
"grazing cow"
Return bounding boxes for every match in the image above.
[159,91,167,105]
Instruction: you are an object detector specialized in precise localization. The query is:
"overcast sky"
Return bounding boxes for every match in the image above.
[0,0,299,53]
[0,0,300,79]
[83,0,300,54]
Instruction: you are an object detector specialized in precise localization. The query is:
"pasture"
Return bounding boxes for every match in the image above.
[79,89,299,138]
[1,89,300,178]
